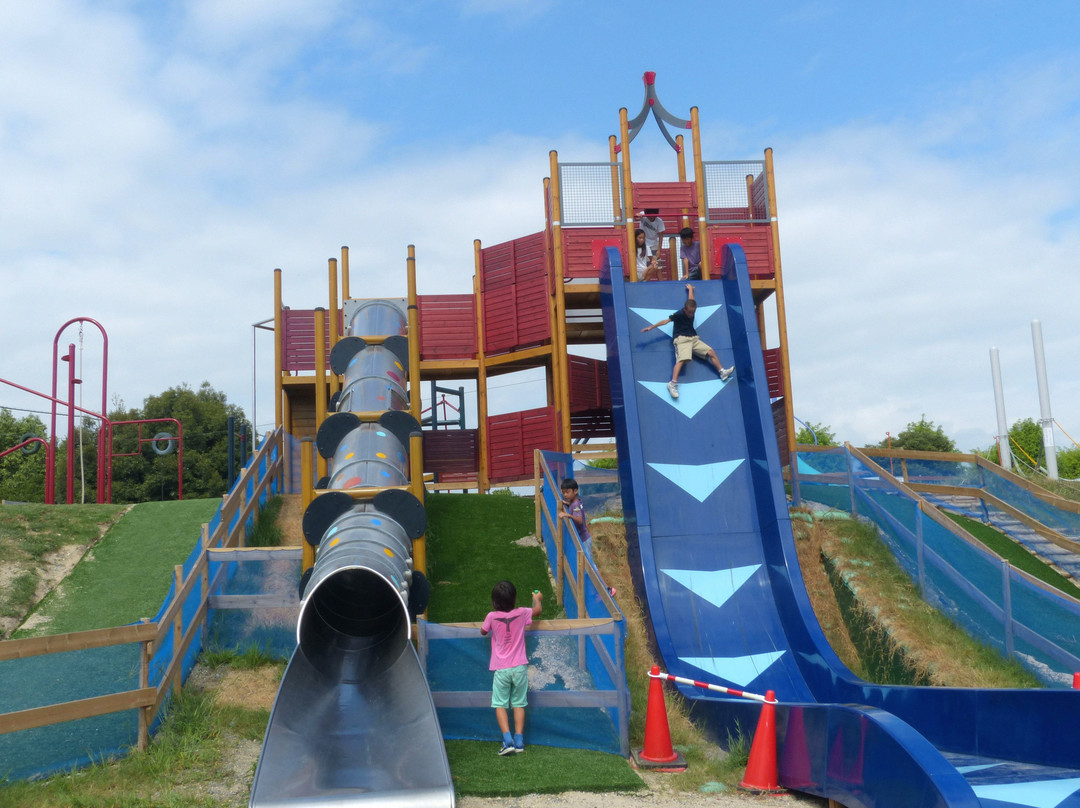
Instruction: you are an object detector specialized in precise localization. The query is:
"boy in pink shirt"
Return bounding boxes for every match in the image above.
[481,580,543,755]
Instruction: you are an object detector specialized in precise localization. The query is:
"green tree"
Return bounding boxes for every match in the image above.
[1007,418,1043,467]
[0,409,49,502]
[1058,447,1080,480]
[101,382,250,503]
[795,420,837,446]
[880,416,956,453]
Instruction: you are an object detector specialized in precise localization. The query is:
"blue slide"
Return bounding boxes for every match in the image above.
[599,244,1080,808]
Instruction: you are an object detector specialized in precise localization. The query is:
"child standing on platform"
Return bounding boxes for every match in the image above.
[559,478,592,560]
[481,580,542,755]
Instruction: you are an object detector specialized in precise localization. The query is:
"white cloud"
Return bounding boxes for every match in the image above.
[777,73,1080,451]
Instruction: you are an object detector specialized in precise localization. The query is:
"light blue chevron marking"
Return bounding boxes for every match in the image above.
[639,379,726,417]
[631,304,722,337]
[662,565,760,609]
[681,652,786,688]
[956,763,1002,774]
[647,459,744,502]
[972,777,1080,808]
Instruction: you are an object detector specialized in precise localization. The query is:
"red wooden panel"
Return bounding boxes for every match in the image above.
[486,406,557,482]
[422,428,479,481]
[567,356,610,411]
[709,225,775,279]
[482,232,551,355]
[562,227,624,279]
[281,309,340,373]
[763,347,784,398]
[418,294,477,359]
[631,181,698,212]
[771,398,789,462]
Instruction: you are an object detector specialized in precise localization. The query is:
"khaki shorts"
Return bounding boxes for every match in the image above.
[674,335,711,363]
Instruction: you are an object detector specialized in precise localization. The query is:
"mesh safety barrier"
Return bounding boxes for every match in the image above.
[557,163,625,227]
[421,450,629,754]
[793,447,1080,686]
[0,432,283,782]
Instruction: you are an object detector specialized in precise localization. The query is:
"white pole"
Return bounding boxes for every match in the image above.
[1031,320,1058,480]
[989,348,1012,471]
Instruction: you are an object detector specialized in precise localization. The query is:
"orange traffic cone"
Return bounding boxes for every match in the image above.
[630,666,687,771]
[738,690,784,793]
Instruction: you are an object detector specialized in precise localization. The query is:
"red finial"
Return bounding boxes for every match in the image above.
[643,71,656,86]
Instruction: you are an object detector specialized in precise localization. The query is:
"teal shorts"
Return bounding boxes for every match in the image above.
[491,664,529,709]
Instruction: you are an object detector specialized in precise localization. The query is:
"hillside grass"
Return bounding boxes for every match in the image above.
[0,503,125,628]
[1,487,1067,804]
[13,498,220,637]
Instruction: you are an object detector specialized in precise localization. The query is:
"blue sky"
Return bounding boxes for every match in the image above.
[2,0,1080,460]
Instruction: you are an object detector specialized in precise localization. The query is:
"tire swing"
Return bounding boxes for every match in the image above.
[152,432,176,456]
[19,433,41,455]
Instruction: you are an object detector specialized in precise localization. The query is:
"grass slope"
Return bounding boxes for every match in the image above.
[425,491,557,622]
[0,503,125,626]
[14,498,219,637]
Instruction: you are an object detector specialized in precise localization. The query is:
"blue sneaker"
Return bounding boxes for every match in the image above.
[513,734,525,753]
[499,742,516,756]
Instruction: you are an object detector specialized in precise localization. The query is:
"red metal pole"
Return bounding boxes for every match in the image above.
[63,344,78,504]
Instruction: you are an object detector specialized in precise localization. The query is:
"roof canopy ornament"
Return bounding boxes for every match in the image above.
[620,71,692,153]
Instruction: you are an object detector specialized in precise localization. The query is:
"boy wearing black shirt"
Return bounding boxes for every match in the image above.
[641,284,733,399]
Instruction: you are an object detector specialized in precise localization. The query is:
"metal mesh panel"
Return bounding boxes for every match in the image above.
[702,160,769,224]
[557,163,624,227]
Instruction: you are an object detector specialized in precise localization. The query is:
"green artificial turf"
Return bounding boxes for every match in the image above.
[445,741,644,797]
[424,492,557,622]
[944,511,1080,600]
[13,498,220,637]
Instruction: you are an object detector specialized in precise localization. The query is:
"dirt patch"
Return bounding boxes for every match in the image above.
[276,494,305,547]
[188,664,284,713]
[0,503,130,639]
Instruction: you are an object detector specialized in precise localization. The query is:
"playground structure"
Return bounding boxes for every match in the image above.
[274,71,795,491]
[11,73,1080,807]
[0,316,189,503]
[262,74,1080,807]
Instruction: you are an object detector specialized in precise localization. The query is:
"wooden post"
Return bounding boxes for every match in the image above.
[410,432,426,576]
[619,109,637,282]
[765,148,796,457]
[474,251,490,493]
[328,258,340,399]
[548,154,572,453]
[690,107,711,280]
[301,437,315,573]
[341,245,351,302]
[608,135,621,222]
[534,449,542,541]
[313,308,328,481]
[138,624,150,750]
[172,565,183,696]
[273,269,284,430]
[406,245,422,425]
[555,509,565,607]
